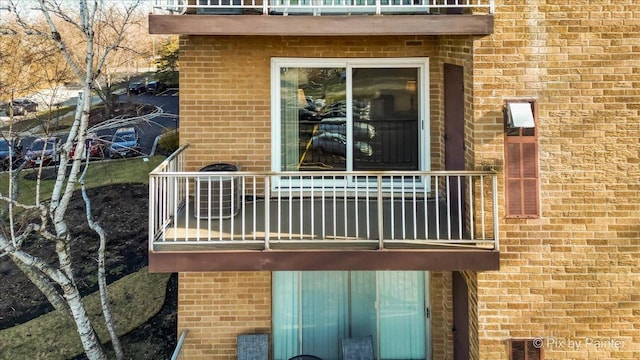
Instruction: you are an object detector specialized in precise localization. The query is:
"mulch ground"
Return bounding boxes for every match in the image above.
[0,183,177,359]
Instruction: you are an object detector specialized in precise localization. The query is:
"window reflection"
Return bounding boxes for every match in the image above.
[279,66,419,172]
[281,67,347,171]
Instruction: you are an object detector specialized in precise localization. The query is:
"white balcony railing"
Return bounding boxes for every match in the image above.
[149,145,499,252]
[152,0,494,16]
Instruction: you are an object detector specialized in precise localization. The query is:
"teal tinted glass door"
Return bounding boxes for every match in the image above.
[273,271,428,360]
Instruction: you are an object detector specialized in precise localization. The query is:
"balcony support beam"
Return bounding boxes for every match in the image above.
[149,14,494,36]
[149,249,500,272]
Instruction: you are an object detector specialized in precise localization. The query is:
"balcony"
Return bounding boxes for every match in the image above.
[149,145,500,272]
[149,0,494,36]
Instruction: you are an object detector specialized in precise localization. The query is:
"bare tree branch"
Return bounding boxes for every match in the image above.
[80,158,123,359]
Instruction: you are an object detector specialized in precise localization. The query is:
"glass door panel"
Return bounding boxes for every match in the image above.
[273,58,428,190]
[301,271,349,359]
[352,68,419,171]
[273,271,428,360]
[279,66,420,173]
[280,67,347,172]
[350,271,378,339]
[378,272,426,359]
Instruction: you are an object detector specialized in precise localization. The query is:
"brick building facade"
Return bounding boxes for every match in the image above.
[149,1,640,359]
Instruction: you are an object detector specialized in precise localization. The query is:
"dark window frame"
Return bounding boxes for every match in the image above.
[509,338,544,360]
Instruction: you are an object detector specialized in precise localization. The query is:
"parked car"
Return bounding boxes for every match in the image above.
[317,118,376,140]
[109,127,140,158]
[0,138,23,170]
[70,133,107,160]
[25,137,61,167]
[128,82,146,95]
[11,99,38,116]
[146,80,166,95]
[311,132,373,158]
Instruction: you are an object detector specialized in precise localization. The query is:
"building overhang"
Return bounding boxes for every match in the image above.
[148,14,494,36]
[149,249,500,272]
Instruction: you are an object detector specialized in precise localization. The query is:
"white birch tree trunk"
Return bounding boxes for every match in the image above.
[9,258,69,313]
[10,248,107,360]
[1,1,145,359]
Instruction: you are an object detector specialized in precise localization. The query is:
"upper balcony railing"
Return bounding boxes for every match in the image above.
[149,144,499,253]
[151,0,495,16]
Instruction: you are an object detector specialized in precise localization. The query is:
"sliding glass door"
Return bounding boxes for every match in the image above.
[273,271,429,360]
[272,58,429,179]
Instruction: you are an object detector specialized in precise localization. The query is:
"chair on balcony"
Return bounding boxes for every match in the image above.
[340,335,374,360]
[288,355,322,360]
[237,334,269,360]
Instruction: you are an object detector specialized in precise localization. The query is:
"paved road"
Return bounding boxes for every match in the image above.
[103,90,179,156]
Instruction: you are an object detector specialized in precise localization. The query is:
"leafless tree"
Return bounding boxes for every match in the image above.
[0,1,146,359]
[91,5,148,118]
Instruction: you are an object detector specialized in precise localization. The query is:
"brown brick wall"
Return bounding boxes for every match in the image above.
[178,272,271,359]
[178,35,446,172]
[474,1,640,359]
[431,272,454,360]
[178,272,451,359]
[461,271,479,360]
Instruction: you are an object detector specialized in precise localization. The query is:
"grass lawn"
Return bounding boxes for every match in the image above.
[0,270,171,360]
[1,156,164,206]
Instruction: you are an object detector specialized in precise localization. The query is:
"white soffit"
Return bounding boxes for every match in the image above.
[507,102,535,128]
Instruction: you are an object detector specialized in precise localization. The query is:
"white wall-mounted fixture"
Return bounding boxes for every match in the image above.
[506,102,535,128]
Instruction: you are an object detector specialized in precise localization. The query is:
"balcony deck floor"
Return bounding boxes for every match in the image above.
[155,196,494,251]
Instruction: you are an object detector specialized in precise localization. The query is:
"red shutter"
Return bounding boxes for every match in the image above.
[504,101,539,218]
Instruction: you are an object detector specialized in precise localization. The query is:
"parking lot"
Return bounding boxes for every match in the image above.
[0,85,179,170]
